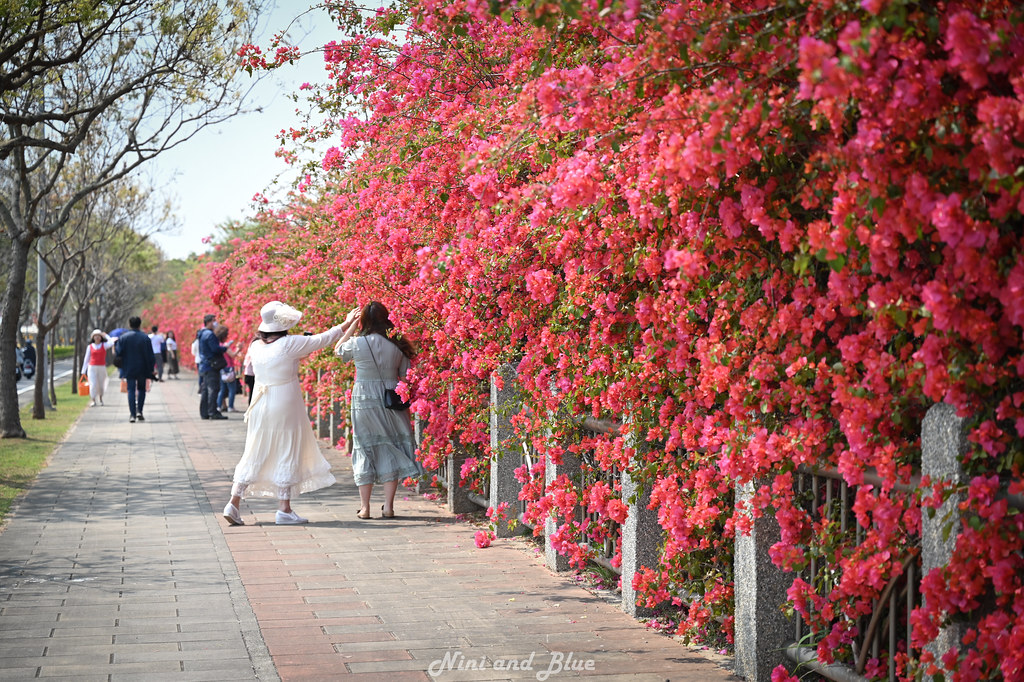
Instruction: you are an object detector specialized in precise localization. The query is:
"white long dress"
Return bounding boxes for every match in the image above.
[232,326,345,499]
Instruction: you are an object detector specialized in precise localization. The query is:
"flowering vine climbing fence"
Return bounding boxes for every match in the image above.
[147,0,1024,679]
[787,467,921,681]
[579,419,623,574]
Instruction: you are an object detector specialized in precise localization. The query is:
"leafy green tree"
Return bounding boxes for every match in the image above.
[68,176,176,402]
[0,0,263,437]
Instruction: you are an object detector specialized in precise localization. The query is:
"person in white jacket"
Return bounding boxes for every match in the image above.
[80,329,115,406]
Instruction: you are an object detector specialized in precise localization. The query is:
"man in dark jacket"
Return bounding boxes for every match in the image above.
[197,313,229,420]
[115,316,155,423]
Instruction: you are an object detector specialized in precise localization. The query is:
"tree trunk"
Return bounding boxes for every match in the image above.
[48,335,57,407]
[73,304,88,395]
[31,326,49,419]
[0,238,31,438]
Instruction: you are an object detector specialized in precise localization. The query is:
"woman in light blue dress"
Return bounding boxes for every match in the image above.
[335,302,419,519]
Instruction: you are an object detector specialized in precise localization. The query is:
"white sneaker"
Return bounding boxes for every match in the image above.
[223,503,244,526]
[275,510,308,525]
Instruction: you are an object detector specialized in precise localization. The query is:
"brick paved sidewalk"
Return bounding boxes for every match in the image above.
[0,376,271,681]
[0,373,741,681]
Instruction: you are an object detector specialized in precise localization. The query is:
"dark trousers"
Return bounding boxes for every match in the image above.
[126,377,147,417]
[200,369,222,418]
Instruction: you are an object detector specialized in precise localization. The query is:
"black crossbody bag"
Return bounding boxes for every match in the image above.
[364,336,411,411]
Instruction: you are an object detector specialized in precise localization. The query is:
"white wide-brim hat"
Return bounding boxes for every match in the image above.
[258,301,303,333]
[90,329,104,338]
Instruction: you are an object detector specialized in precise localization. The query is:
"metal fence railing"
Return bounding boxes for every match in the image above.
[579,418,622,574]
[786,467,921,682]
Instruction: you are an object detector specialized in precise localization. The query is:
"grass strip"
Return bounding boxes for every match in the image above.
[0,386,90,523]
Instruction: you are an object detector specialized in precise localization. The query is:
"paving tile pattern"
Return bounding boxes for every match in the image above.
[0,381,270,681]
[0,374,741,681]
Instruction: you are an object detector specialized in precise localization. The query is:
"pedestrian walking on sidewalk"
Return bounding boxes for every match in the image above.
[197,313,229,420]
[149,325,166,381]
[242,345,255,401]
[334,301,419,520]
[114,317,155,423]
[191,331,202,393]
[222,301,347,526]
[165,330,180,379]
[215,325,239,412]
[80,329,114,406]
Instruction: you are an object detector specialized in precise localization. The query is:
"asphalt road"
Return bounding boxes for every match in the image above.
[16,358,76,409]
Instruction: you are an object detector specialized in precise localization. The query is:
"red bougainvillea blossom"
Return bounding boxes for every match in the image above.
[150,0,1024,677]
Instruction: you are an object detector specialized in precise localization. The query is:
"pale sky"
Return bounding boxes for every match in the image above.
[150,3,340,260]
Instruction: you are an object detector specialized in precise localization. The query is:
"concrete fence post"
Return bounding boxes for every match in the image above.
[329,399,344,446]
[303,380,311,421]
[312,369,320,430]
[413,413,433,495]
[620,462,660,617]
[734,478,794,682]
[447,433,477,514]
[489,363,526,537]
[544,444,581,572]
[921,402,968,670]
[414,412,426,448]
[317,373,331,440]
[446,389,476,513]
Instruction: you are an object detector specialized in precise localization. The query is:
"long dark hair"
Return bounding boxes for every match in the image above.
[359,301,414,359]
[255,330,287,344]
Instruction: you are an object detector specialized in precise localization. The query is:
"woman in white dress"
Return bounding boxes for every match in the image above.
[334,301,420,519]
[80,329,114,406]
[222,301,348,526]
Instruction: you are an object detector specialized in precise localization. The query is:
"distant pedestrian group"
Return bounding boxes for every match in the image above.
[81,318,180,416]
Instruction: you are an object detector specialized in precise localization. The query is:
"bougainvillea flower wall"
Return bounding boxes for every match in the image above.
[147,1,1024,679]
